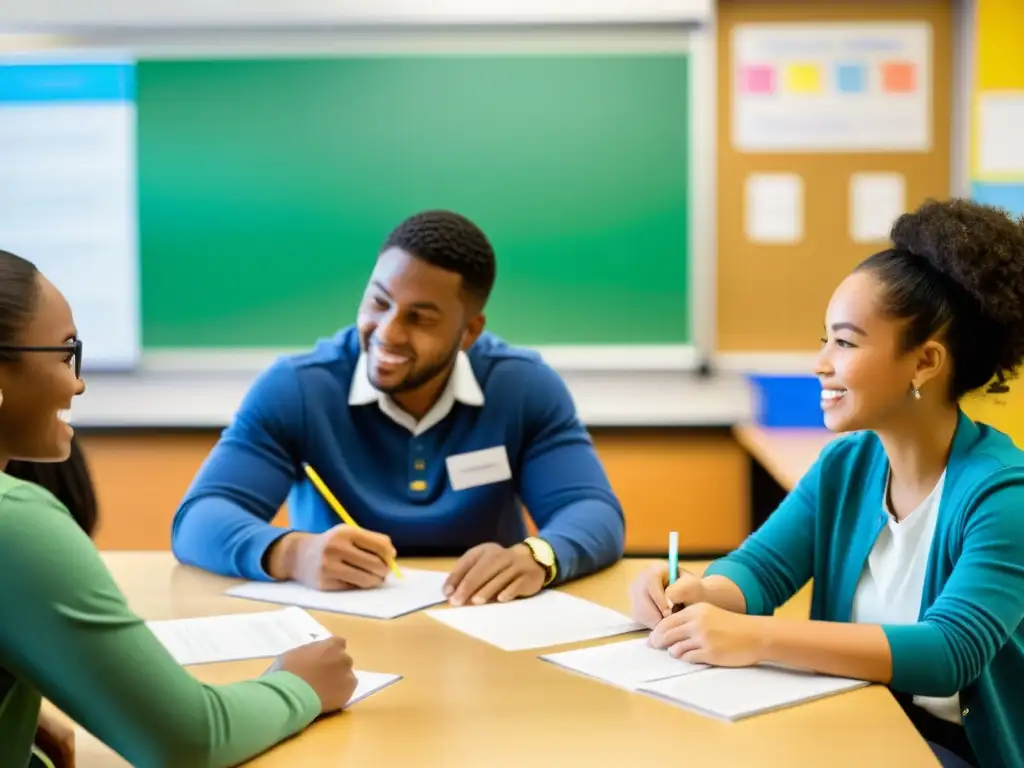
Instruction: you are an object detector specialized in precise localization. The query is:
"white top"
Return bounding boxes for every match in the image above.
[849,469,964,725]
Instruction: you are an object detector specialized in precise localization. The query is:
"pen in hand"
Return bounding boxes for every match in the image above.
[667,531,684,614]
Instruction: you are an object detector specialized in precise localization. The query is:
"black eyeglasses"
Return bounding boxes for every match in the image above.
[0,339,82,378]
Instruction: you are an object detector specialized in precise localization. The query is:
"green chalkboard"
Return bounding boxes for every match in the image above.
[137,54,690,348]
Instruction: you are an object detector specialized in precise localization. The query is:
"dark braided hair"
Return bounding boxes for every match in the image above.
[6,435,99,537]
[381,210,496,308]
[856,198,1024,400]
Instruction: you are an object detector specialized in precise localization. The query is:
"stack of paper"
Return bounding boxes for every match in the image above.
[540,637,707,690]
[425,590,644,651]
[225,567,449,619]
[147,606,401,708]
[637,664,869,721]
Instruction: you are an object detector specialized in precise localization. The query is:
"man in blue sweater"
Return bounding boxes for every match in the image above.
[171,210,625,606]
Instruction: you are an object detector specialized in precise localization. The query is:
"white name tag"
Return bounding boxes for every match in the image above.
[446,446,512,491]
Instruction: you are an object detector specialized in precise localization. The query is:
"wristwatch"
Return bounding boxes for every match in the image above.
[522,536,558,586]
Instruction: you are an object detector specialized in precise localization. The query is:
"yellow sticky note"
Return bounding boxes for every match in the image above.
[785,63,821,94]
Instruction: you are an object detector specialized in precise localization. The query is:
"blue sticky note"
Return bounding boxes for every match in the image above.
[972,182,1024,217]
[835,63,867,94]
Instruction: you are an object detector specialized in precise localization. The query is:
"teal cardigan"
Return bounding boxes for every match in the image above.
[705,411,1024,768]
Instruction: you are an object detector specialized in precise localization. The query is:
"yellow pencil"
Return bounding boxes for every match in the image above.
[303,462,404,579]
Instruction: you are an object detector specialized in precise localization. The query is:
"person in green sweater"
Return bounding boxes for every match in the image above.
[7,434,98,538]
[0,248,360,768]
[6,435,100,766]
[629,199,1024,768]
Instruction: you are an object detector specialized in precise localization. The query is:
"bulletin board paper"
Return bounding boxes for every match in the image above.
[977,91,1024,178]
[732,22,932,153]
[849,172,906,243]
[744,173,803,245]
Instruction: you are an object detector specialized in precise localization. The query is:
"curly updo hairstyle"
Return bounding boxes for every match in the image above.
[855,198,1024,400]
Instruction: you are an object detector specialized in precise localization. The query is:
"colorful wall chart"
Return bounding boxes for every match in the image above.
[732,22,932,153]
[970,0,1024,216]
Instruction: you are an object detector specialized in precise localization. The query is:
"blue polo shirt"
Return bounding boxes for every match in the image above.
[171,327,625,584]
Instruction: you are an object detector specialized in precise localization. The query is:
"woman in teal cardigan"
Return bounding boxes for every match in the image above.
[0,249,360,767]
[630,198,1024,768]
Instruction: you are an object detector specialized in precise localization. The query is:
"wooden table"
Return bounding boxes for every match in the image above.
[72,553,938,767]
[733,424,839,491]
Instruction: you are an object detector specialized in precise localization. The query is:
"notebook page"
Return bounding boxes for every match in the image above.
[540,636,707,690]
[148,607,402,707]
[345,671,403,708]
[425,590,644,651]
[147,606,332,665]
[226,567,449,619]
[637,664,869,721]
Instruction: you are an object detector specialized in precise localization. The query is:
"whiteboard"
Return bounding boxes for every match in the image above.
[0,54,140,371]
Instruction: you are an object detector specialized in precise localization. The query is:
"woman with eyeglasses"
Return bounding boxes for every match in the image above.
[0,249,359,768]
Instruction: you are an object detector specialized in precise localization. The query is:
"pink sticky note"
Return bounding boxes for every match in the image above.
[741,64,775,94]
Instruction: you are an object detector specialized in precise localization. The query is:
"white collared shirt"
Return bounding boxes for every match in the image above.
[348,350,485,436]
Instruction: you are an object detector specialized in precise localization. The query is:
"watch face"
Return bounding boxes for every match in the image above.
[530,540,554,566]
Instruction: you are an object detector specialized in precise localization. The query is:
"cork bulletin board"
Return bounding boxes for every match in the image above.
[716,0,953,352]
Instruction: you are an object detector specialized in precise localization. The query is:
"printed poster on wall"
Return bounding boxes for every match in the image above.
[732,22,932,153]
[0,55,140,371]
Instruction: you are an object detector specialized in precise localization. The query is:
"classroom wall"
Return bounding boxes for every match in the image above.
[2,7,752,557]
[14,0,1017,558]
[716,0,954,354]
[970,0,1024,211]
[715,0,1024,445]
[960,0,1024,446]
[726,0,1024,446]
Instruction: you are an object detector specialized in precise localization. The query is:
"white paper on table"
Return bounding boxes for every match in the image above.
[226,568,449,619]
[637,664,869,722]
[342,670,403,709]
[425,591,644,651]
[978,92,1024,177]
[744,173,804,244]
[147,606,333,665]
[540,636,707,690]
[147,606,402,707]
[849,172,905,243]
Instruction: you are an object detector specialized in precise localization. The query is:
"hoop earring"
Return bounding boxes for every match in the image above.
[912,386,922,401]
